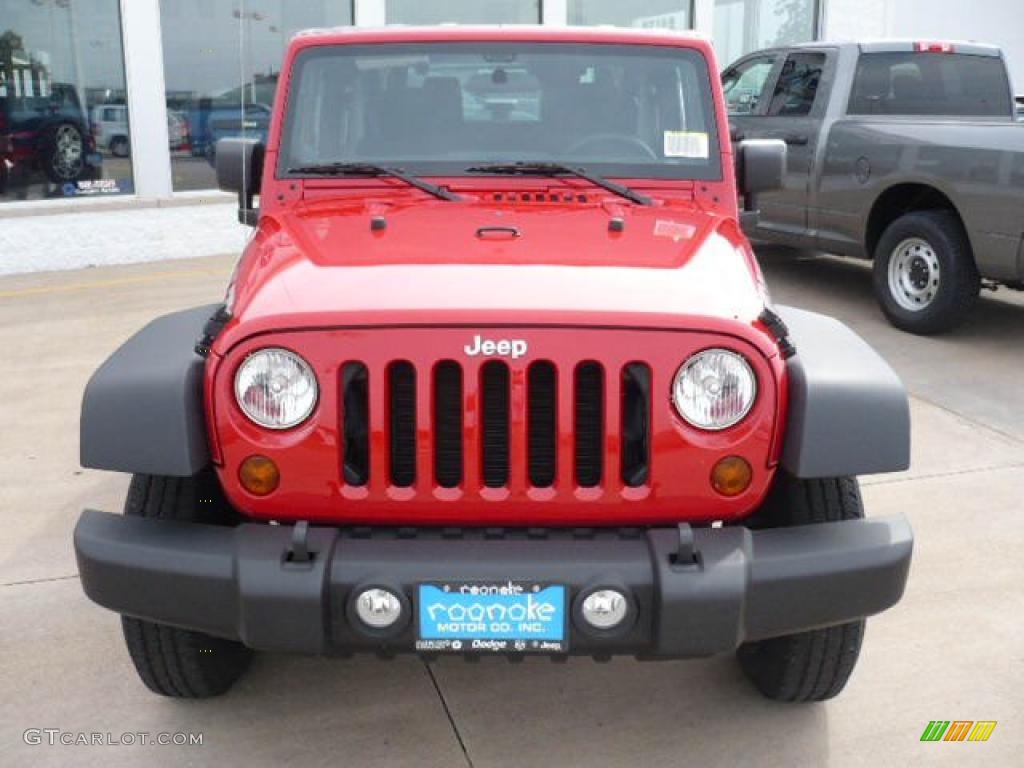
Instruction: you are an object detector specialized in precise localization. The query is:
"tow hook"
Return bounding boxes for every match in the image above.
[286,520,314,564]
[673,523,698,567]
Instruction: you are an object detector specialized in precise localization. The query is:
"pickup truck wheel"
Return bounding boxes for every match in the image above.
[736,473,865,702]
[120,473,252,698]
[873,211,980,334]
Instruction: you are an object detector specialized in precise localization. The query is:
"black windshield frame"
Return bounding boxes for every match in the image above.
[278,42,723,182]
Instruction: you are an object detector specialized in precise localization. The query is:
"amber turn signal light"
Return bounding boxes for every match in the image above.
[239,455,280,496]
[711,456,752,497]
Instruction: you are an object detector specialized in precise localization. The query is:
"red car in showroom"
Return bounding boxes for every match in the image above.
[75,26,913,702]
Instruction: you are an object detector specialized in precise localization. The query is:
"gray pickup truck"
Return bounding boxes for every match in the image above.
[723,40,1024,334]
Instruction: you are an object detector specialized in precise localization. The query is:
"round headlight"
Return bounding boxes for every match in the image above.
[234,348,318,429]
[672,349,756,430]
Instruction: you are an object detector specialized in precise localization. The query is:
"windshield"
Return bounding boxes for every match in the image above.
[280,42,721,180]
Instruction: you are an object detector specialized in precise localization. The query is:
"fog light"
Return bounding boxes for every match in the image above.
[354,588,403,629]
[239,455,280,496]
[581,589,628,630]
[711,456,752,497]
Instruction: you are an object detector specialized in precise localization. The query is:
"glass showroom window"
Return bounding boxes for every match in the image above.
[568,1,693,30]
[714,0,820,69]
[0,0,130,203]
[159,1,353,192]
[385,0,540,25]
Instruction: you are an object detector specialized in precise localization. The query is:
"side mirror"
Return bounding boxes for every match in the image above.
[216,138,264,226]
[736,139,786,229]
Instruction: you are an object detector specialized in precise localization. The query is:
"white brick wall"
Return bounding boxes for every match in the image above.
[0,203,250,276]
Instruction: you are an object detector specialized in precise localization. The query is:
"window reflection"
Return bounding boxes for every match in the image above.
[0,0,131,203]
[714,0,818,68]
[568,1,693,30]
[159,0,353,192]
[385,0,540,25]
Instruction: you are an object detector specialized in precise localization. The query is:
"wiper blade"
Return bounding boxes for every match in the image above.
[285,162,462,202]
[465,162,653,206]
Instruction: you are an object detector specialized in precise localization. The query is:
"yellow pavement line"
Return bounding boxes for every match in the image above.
[0,268,229,300]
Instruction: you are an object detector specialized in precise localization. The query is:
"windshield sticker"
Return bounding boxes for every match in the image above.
[664,131,709,159]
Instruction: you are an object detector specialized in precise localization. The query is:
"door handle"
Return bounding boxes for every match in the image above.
[784,134,810,146]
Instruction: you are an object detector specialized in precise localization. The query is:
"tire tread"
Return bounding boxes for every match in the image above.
[120,473,251,698]
[737,473,866,702]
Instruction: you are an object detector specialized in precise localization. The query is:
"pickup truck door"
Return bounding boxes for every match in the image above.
[727,50,830,237]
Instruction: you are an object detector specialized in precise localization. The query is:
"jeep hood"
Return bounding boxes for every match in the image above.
[223,200,770,350]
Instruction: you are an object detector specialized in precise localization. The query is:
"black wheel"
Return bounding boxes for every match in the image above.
[120,472,252,698]
[736,473,866,702]
[109,136,130,158]
[41,122,86,182]
[872,210,980,335]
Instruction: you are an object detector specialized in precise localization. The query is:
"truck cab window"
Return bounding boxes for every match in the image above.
[849,52,1012,117]
[767,53,825,117]
[722,56,776,115]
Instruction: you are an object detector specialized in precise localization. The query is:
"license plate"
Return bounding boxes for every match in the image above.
[415,582,568,653]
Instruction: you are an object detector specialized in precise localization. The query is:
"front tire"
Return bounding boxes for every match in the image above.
[736,473,866,702]
[872,210,980,334]
[120,473,252,698]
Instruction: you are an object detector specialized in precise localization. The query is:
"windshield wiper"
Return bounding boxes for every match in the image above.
[285,162,462,202]
[465,162,653,206]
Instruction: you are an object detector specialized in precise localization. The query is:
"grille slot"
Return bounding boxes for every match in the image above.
[574,362,604,488]
[527,362,557,487]
[481,362,510,488]
[341,362,370,486]
[433,361,463,488]
[621,363,652,487]
[388,361,416,487]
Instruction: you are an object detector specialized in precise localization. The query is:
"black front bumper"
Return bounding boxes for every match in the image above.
[74,510,912,658]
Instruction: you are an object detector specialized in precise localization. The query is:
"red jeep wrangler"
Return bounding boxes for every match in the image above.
[75,27,912,702]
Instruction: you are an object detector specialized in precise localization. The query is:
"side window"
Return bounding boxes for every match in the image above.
[722,56,777,115]
[767,53,826,117]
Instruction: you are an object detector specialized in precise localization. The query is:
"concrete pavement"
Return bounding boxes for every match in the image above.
[1,251,1022,767]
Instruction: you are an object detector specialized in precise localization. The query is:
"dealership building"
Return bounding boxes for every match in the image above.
[0,0,1021,218]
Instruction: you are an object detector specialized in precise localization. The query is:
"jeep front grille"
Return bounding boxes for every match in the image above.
[341,362,370,486]
[340,359,652,494]
[480,361,511,488]
[574,362,605,488]
[526,362,557,487]
[433,361,463,488]
[388,361,417,487]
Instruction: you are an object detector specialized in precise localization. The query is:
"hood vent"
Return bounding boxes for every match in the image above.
[486,191,590,205]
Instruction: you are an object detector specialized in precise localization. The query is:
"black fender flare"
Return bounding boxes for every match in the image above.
[80,305,219,476]
[777,306,911,478]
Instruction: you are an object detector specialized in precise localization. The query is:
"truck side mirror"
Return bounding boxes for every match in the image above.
[216,138,264,227]
[736,139,786,229]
